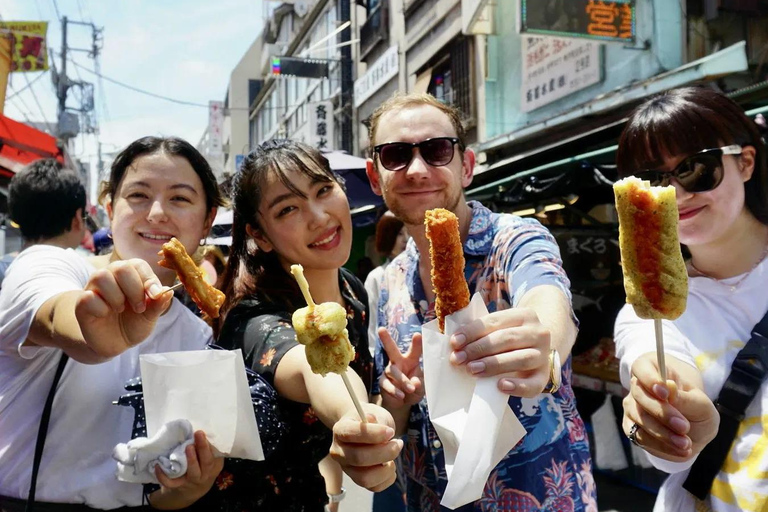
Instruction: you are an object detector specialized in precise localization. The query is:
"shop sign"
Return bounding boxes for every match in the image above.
[308,101,334,150]
[521,36,601,113]
[0,21,49,72]
[354,45,399,108]
[518,0,635,43]
[208,101,224,158]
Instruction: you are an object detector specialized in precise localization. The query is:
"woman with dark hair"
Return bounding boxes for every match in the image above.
[196,139,400,511]
[0,136,227,511]
[613,87,768,511]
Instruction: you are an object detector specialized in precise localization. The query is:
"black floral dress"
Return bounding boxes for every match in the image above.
[190,268,376,512]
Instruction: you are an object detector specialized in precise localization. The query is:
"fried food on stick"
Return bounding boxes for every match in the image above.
[425,208,470,332]
[613,177,688,320]
[158,238,226,318]
[614,177,688,382]
[290,264,365,422]
[290,264,355,376]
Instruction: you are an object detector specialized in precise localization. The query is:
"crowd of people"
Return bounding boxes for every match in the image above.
[0,87,765,512]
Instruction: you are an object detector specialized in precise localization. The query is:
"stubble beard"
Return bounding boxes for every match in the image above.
[382,186,464,227]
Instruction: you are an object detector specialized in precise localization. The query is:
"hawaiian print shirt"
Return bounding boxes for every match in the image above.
[375,201,597,512]
[205,268,376,512]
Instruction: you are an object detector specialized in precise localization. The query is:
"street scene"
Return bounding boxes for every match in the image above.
[1,1,767,511]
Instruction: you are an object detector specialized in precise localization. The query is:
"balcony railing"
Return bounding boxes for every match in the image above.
[360,3,388,59]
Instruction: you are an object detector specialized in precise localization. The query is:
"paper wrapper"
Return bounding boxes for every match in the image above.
[140,349,264,461]
[422,293,526,509]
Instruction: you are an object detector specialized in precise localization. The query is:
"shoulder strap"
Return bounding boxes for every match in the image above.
[683,309,768,500]
[26,352,69,512]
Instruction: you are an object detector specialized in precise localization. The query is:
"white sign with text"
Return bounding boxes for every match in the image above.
[354,45,399,108]
[521,37,601,113]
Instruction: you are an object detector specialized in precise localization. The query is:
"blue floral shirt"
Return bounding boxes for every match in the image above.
[374,202,597,512]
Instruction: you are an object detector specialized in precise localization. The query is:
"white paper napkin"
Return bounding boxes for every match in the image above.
[422,293,526,509]
[140,349,264,461]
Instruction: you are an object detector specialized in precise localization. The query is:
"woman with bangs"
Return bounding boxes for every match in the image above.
[193,139,400,511]
[613,87,768,511]
[0,136,228,511]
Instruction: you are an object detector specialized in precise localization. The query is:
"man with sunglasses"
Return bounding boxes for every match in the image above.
[365,93,596,512]
[0,159,87,290]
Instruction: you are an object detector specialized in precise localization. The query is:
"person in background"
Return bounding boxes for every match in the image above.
[364,211,408,356]
[614,87,768,511]
[0,137,227,511]
[0,158,86,289]
[365,92,596,511]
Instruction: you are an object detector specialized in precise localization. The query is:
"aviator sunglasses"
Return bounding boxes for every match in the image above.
[633,145,742,193]
[373,137,462,171]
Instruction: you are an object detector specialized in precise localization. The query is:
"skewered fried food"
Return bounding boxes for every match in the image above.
[425,208,470,332]
[158,238,226,318]
[290,264,355,376]
[614,177,688,320]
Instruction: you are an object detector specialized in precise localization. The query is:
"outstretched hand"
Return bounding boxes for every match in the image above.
[331,403,402,492]
[379,327,424,410]
[75,258,174,359]
[622,353,719,462]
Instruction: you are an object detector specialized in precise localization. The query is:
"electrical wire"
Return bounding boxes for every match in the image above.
[21,71,56,135]
[51,0,62,22]
[6,70,49,100]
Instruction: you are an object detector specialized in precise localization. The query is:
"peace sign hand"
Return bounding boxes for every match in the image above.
[378,327,424,410]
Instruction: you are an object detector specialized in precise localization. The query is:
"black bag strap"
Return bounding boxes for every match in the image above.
[26,353,69,512]
[683,309,768,500]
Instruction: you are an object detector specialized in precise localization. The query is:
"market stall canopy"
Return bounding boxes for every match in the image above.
[0,115,63,178]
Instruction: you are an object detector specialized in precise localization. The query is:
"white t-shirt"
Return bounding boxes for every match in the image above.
[615,255,768,512]
[0,245,212,509]
[364,264,386,357]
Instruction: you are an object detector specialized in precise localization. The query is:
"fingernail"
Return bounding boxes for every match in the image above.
[452,351,467,364]
[149,284,163,298]
[653,384,669,401]
[670,416,689,433]
[395,390,404,399]
[385,427,395,438]
[405,382,415,393]
[499,379,515,392]
[395,439,404,450]
[671,435,690,450]
[134,302,146,313]
[451,333,466,348]
[468,361,486,374]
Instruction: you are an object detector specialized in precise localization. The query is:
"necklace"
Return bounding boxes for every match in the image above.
[690,243,768,293]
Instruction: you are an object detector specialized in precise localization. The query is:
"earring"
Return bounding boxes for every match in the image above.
[200,238,206,246]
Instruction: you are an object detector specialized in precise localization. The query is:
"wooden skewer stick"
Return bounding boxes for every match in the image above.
[654,319,667,381]
[290,264,367,423]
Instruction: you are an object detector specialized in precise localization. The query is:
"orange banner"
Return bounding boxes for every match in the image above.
[0,21,49,73]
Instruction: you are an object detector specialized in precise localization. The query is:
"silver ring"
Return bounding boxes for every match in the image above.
[628,423,641,446]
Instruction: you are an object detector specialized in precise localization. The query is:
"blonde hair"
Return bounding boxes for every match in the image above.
[367,92,466,154]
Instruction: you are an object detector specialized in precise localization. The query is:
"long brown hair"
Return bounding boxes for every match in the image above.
[214,139,343,338]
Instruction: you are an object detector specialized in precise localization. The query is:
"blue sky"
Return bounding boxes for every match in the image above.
[1,0,265,198]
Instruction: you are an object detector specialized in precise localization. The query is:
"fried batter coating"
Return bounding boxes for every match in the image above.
[425,208,470,332]
[290,264,356,376]
[158,237,226,318]
[614,177,688,320]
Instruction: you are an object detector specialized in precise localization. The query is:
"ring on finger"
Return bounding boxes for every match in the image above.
[627,422,641,447]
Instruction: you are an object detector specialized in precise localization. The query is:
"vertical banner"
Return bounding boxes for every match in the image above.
[308,101,334,150]
[0,22,49,72]
[208,100,224,159]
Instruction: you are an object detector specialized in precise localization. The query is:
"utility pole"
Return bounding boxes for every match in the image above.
[57,16,68,120]
[340,0,353,154]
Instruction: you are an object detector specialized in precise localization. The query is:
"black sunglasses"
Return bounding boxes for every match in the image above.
[373,137,462,172]
[633,145,742,193]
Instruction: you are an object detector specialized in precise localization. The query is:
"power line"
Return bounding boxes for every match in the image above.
[6,70,49,100]
[22,71,56,135]
[50,0,62,22]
